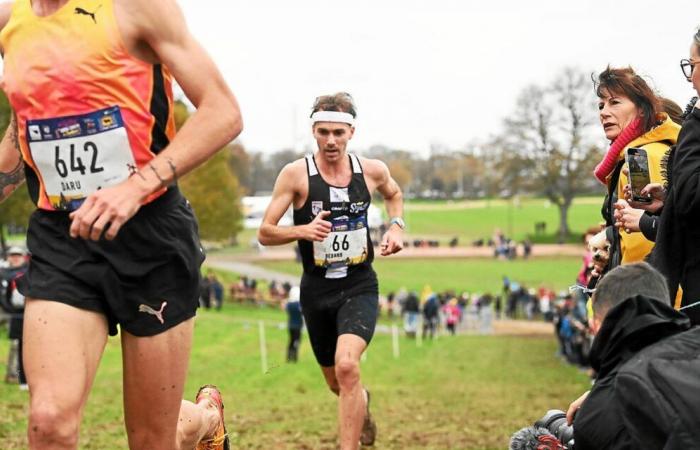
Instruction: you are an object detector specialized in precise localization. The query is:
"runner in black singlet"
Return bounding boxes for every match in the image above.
[259,92,405,449]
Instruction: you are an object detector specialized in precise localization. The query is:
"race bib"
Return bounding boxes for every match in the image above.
[313,216,369,269]
[26,106,135,211]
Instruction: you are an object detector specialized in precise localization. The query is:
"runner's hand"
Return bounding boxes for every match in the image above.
[69,179,146,241]
[302,210,332,242]
[380,225,403,256]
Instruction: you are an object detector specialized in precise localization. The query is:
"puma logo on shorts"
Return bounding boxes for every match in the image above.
[139,301,168,324]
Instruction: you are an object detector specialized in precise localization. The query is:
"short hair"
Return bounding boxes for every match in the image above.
[694,27,700,46]
[311,92,357,118]
[659,97,684,125]
[593,67,661,134]
[592,262,669,318]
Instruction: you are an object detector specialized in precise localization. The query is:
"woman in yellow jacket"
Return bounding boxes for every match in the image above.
[589,67,681,276]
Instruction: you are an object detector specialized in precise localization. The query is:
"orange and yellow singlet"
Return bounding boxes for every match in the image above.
[0,0,176,211]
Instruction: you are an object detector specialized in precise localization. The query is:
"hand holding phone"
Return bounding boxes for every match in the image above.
[625,147,652,204]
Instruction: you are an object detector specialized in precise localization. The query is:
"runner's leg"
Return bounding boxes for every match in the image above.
[24,300,108,450]
[121,318,220,450]
[335,334,367,450]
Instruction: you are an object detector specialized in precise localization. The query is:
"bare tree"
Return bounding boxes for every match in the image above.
[499,68,603,242]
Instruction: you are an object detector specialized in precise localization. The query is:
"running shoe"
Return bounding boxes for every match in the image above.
[360,388,377,446]
[195,385,230,450]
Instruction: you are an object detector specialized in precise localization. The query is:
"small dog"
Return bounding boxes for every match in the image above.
[588,231,610,265]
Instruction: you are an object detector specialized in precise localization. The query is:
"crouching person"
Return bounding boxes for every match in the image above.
[567,262,700,449]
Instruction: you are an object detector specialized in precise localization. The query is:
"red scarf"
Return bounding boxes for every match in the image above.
[594,117,644,184]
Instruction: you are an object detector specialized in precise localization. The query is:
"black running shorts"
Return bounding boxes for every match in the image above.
[16,187,205,337]
[300,285,379,367]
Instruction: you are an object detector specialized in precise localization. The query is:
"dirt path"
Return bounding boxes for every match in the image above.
[219,243,585,262]
[206,258,299,284]
[206,256,554,338]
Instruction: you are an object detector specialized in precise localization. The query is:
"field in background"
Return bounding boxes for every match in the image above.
[0,306,590,449]
[223,197,603,253]
[255,256,583,295]
[401,197,602,244]
[0,198,598,448]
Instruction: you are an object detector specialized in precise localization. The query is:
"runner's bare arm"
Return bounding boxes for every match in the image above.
[69,0,242,241]
[0,4,24,204]
[125,0,242,188]
[0,1,12,35]
[258,163,331,245]
[0,115,25,204]
[364,158,404,255]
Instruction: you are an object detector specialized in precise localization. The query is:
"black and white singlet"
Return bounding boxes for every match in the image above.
[293,154,377,297]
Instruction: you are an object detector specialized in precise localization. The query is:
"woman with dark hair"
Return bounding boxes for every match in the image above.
[646,28,700,324]
[589,67,681,277]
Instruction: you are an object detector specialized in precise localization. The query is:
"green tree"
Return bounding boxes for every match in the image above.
[227,142,251,195]
[174,98,243,241]
[180,150,243,241]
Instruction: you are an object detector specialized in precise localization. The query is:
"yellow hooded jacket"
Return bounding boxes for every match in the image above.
[612,114,680,264]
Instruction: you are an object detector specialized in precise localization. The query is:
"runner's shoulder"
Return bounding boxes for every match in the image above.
[281,158,308,177]
[356,156,389,182]
[0,2,14,32]
[276,158,308,189]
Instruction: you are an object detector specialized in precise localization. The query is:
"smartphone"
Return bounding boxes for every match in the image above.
[625,147,652,203]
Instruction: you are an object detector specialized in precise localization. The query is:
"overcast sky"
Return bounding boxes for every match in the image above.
[178,0,699,155]
[20,1,700,155]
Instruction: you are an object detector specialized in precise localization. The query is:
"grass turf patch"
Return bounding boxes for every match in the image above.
[0,306,588,449]
[255,256,583,295]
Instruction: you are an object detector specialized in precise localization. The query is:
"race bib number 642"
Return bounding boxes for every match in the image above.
[26,106,136,211]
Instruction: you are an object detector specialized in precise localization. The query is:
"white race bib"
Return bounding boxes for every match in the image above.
[313,216,369,269]
[26,106,135,211]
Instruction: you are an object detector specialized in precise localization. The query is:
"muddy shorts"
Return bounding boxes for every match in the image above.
[16,187,205,337]
[300,287,379,367]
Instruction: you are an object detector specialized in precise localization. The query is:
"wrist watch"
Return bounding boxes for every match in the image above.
[389,217,405,229]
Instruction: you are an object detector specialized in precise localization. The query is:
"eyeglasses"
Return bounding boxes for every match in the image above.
[680,59,700,80]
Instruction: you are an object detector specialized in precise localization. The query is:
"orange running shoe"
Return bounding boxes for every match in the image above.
[195,385,230,450]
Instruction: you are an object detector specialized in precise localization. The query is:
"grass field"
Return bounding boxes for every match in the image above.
[219,196,604,253]
[401,197,602,244]
[0,198,596,448]
[0,305,590,449]
[255,256,583,295]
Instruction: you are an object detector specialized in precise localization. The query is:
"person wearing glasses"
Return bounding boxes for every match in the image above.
[587,67,680,279]
[645,27,700,325]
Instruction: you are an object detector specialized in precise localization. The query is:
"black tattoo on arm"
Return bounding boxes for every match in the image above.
[0,159,25,202]
[10,115,19,153]
[0,115,26,202]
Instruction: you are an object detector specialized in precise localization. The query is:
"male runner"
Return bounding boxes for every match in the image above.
[0,1,242,449]
[258,92,404,449]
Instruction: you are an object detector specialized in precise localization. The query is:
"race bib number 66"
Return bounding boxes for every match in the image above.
[26,106,136,211]
[313,216,369,269]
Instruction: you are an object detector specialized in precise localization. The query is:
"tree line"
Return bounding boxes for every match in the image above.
[0,67,605,245]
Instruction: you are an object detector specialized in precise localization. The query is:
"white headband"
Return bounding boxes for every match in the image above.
[311,111,355,126]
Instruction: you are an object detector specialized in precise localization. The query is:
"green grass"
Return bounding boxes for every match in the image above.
[206,197,603,252]
[398,197,602,244]
[0,306,589,449]
[256,256,583,295]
